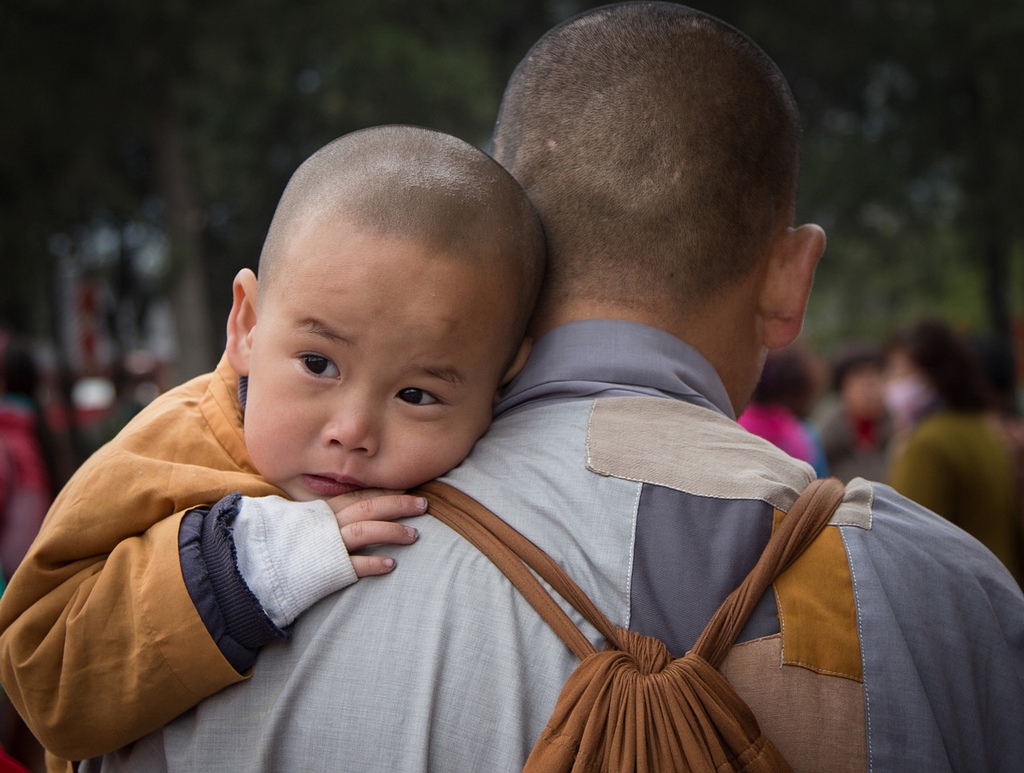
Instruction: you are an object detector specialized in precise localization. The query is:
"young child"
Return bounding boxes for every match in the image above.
[0,125,545,769]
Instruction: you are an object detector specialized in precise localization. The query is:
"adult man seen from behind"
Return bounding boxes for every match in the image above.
[87,3,1024,771]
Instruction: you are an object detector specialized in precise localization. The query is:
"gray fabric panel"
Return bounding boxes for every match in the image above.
[844,483,1024,772]
[630,484,778,655]
[444,400,641,629]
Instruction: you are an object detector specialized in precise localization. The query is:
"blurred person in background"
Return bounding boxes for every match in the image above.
[971,334,1024,571]
[972,335,1024,488]
[814,343,892,483]
[739,343,829,476]
[884,319,1022,586]
[0,333,54,584]
[0,333,49,773]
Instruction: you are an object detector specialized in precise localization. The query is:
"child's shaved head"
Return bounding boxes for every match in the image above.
[492,2,800,317]
[259,126,545,336]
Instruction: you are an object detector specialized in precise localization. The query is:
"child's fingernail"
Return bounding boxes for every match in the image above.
[406,527,419,540]
[383,558,395,570]
[416,497,428,510]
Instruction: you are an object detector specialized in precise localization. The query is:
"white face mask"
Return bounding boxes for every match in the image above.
[883,374,936,429]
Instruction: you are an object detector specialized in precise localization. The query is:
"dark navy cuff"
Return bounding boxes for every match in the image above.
[178,492,287,673]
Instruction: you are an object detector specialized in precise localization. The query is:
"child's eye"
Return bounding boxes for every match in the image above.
[397,388,439,406]
[301,355,339,377]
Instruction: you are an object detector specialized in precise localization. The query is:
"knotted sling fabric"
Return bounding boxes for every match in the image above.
[418,477,847,773]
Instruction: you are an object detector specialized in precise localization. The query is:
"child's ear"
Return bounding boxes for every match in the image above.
[757,224,825,351]
[495,338,533,399]
[226,269,259,377]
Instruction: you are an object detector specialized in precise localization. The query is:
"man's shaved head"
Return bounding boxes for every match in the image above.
[492,2,801,318]
[259,125,545,334]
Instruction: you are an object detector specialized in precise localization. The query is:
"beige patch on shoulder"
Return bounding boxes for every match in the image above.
[585,397,872,526]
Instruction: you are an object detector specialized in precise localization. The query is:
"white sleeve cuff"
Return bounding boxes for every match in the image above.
[231,495,357,627]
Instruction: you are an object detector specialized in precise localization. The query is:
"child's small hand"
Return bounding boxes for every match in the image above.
[327,490,427,577]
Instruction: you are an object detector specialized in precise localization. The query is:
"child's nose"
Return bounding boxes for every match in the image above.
[323,406,379,456]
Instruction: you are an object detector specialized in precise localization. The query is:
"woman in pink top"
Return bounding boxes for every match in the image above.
[739,344,829,475]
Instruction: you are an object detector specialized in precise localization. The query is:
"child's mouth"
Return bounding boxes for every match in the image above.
[302,474,365,497]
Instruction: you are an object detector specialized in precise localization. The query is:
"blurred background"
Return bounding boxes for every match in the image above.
[1,0,1023,477]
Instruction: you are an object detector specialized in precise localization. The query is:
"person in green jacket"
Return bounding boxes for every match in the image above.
[884,318,1023,585]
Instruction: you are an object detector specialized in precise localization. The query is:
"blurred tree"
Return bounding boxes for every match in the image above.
[731,0,1024,349]
[0,0,553,382]
[4,0,1022,380]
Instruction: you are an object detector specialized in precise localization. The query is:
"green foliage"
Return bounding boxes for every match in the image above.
[3,0,1023,367]
[0,0,554,357]
[733,0,1024,346]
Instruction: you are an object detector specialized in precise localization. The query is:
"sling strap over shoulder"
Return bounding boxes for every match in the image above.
[418,477,847,773]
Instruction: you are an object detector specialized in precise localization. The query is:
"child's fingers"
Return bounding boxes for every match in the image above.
[343,521,419,579]
[341,520,419,552]
[331,492,428,528]
[350,555,398,578]
[326,487,404,514]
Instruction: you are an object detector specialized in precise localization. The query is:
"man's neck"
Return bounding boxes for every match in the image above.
[530,289,764,417]
[529,298,674,341]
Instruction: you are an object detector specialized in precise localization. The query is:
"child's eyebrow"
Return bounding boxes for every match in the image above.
[298,316,465,386]
[297,317,348,343]
[416,364,466,387]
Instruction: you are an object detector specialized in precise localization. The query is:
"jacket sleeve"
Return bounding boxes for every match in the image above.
[0,486,356,763]
[0,361,354,763]
[0,371,293,765]
[0,496,261,762]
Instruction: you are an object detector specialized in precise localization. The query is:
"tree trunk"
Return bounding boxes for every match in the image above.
[983,237,1011,343]
[153,87,216,383]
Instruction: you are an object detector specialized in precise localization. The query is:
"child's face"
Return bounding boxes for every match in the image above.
[227,218,527,502]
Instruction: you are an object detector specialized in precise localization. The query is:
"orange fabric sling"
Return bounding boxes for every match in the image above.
[418,477,847,773]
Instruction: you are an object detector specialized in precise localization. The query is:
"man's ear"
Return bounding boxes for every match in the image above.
[495,338,533,400]
[758,224,825,351]
[226,268,259,377]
